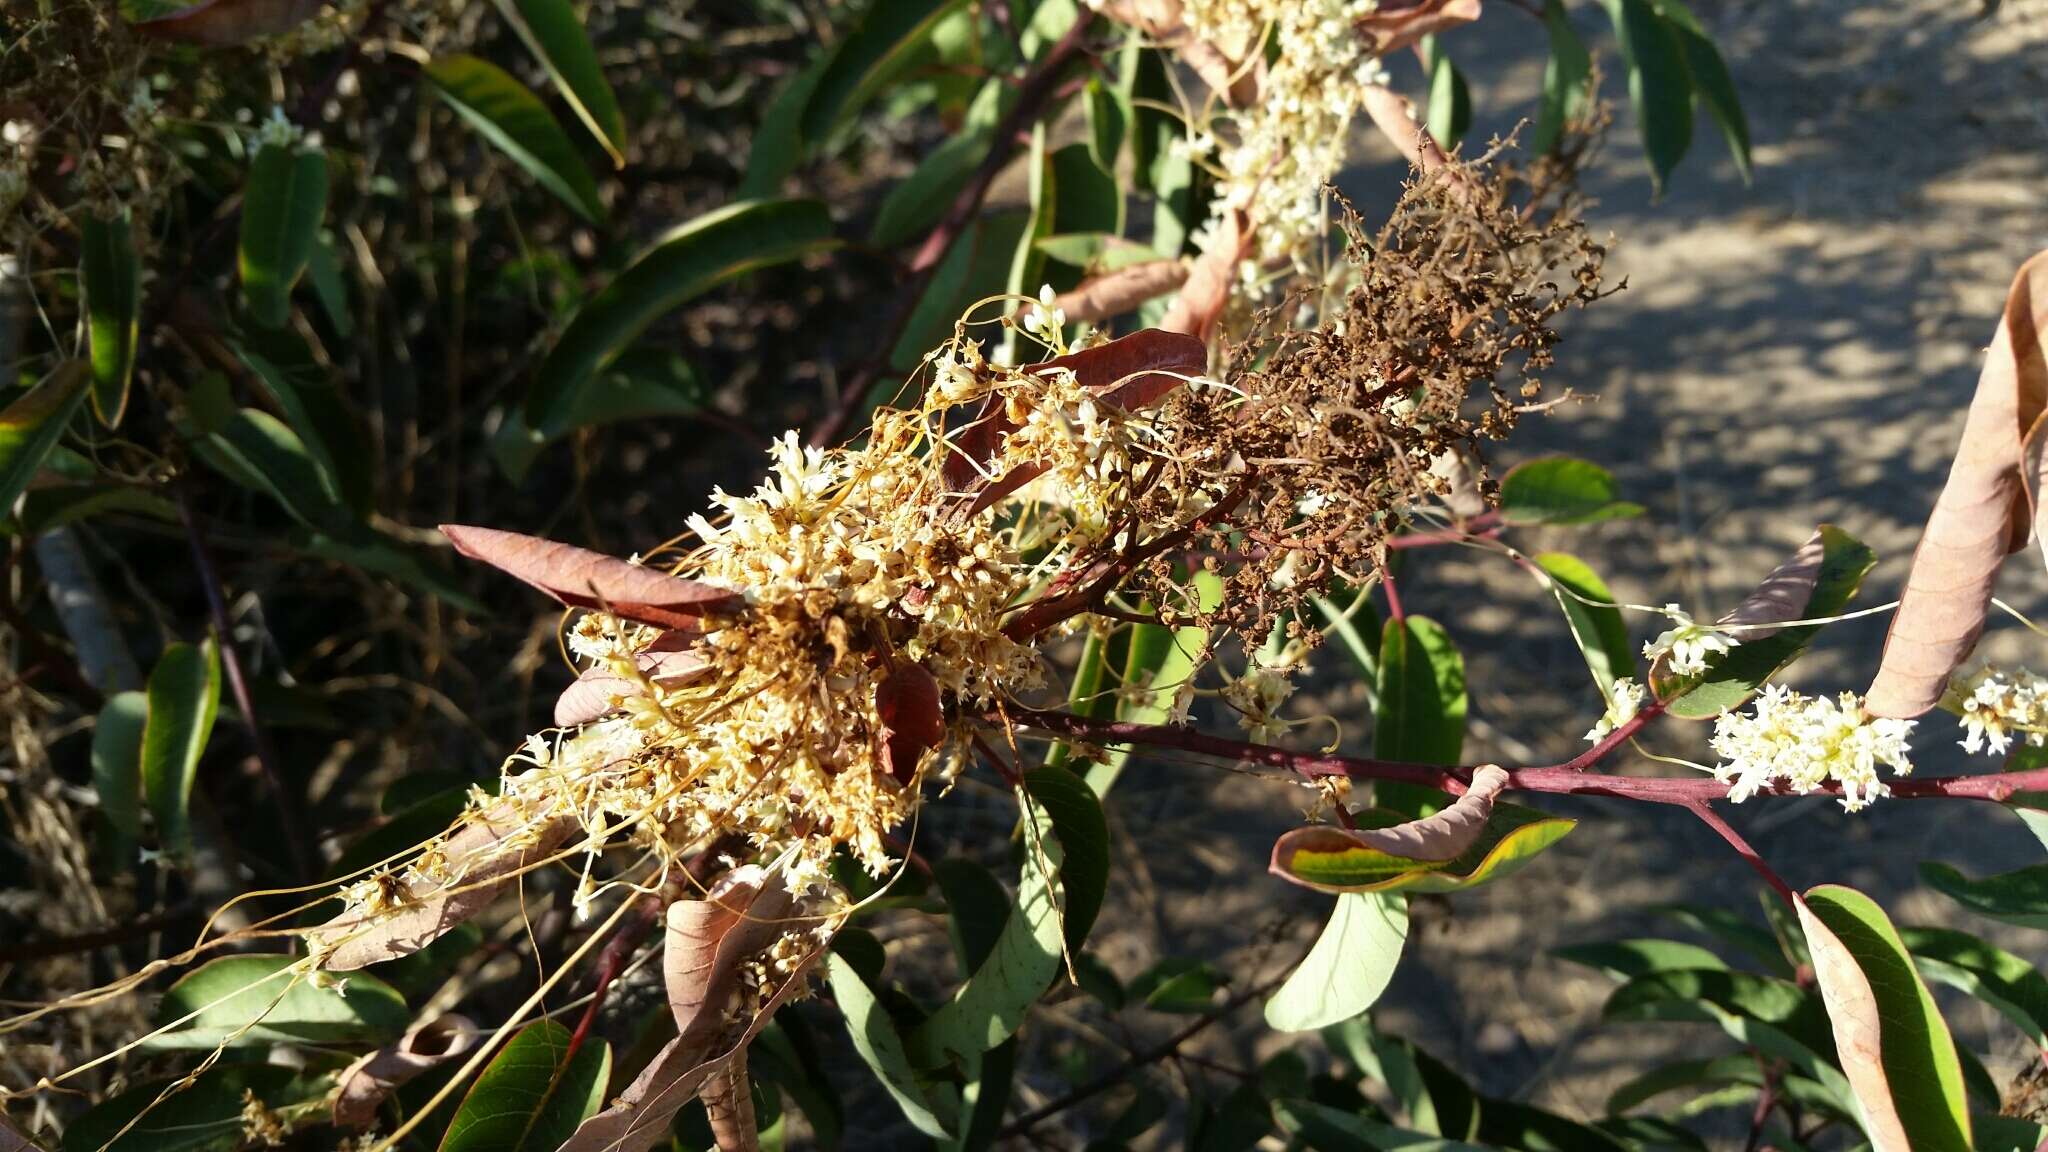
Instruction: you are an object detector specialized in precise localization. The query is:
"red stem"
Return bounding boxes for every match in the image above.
[1687,801,1795,907]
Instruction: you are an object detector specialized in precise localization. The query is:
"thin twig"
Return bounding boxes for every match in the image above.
[0,905,201,964]
[1687,801,1795,907]
[175,488,313,883]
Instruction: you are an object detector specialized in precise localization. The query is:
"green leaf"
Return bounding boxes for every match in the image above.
[1273,802,1575,895]
[80,208,141,426]
[753,1016,845,1151]
[238,143,328,329]
[61,1064,304,1152]
[1799,885,1973,1152]
[185,404,351,532]
[11,483,177,537]
[1655,525,1876,717]
[1902,926,2048,1047]
[529,199,836,428]
[1603,969,1836,1062]
[1042,625,1108,772]
[442,1018,610,1152]
[232,339,342,502]
[1313,588,1383,708]
[498,0,627,164]
[870,129,993,248]
[801,0,969,141]
[1553,938,1728,981]
[936,1039,1016,1152]
[1606,1054,1771,1114]
[1478,1100,1633,1152]
[91,691,149,864]
[1499,457,1643,525]
[934,858,1011,977]
[1265,893,1409,1032]
[141,639,222,860]
[1050,142,1123,237]
[892,211,1028,372]
[738,58,828,199]
[1652,0,1752,181]
[1534,0,1593,154]
[1649,902,1796,977]
[1373,616,1465,817]
[1086,569,1219,796]
[1600,0,1695,190]
[491,352,704,481]
[826,953,958,1138]
[1274,1099,1489,1152]
[1922,860,2048,929]
[1976,1115,2048,1152]
[147,954,408,1050]
[427,55,604,224]
[1534,552,1634,696]
[327,788,469,882]
[1085,75,1126,174]
[1132,958,1224,1013]
[304,232,354,337]
[1422,37,1472,152]
[295,526,486,614]
[1023,766,1108,950]
[0,361,91,516]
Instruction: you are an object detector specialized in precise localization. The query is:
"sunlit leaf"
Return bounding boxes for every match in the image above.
[1498,457,1642,525]
[1921,860,2048,929]
[826,954,957,1138]
[1085,568,1219,795]
[91,691,149,865]
[1903,926,2048,1047]
[1534,0,1593,154]
[146,954,407,1051]
[1271,801,1575,895]
[1599,0,1695,190]
[1798,885,1973,1152]
[80,209,140,426]
[427,54,604,223]
[1553,938,1729,981]
[498,0,627,164]
[528,199,835,428]
[0,361,91,516]
[141,638,222,861]
[1535,552,1634,695]
[1652,0,1752,180]
[239,143,328,329]
[800,0,969,141]
[442,1018,610,1152]
[1265,893,1409,1032]
[1373,615,1465,817]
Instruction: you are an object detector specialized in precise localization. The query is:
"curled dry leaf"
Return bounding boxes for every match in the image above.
[558,868,831,1152]
[1717,529,1828,644]
[944,328,1209,505]
[1355,0,1484,55]
[1867,250,2048,718]
[876,662,946,784]
[1272,765,1509,881]
[132,0,324,43]
[442,524,743,629]
[311,799,577,971]
[333,1014,480,1129]
[1053,260,1191,325]
[1161,206,1252,341]
[554,634,709,727]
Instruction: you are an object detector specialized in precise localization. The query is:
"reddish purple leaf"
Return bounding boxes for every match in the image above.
[442,524,742,629]
[876,663,946,783]
[133,0,324,44]
[554,642,709,727]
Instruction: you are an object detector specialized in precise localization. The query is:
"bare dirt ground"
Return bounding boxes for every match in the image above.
[971,0,2048,1143]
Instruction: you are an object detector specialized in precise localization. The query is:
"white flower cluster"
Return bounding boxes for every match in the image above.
[1643,605,1739,677]
[1708,686,1915,811]
[1584,677,1645,743]
[1943,665,2048,756]
[1180,0,1391,268]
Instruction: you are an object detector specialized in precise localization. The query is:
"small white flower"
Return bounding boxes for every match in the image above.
[1943,665,2048,756]
[253,106,303,152]
[1708,687,1914,811]
[1643,605,1740,676]
[1023,283,1065,337]
[1584,678,1646,743]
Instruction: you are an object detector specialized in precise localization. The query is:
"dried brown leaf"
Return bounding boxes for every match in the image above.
[1866,250,2048,717]
[312,800,577,971]
[1053,260,1191,325]
[442,525,743,629]
[1356,0,1484,54]
[1272,765,1508,873]
[1793,894,1912,1151]
[554,641,709,728]
[1717,530,1828,643]
[333,1014,479,1129]
[1161,206,1250,340]
[700,1054,758,1152]
[132,0,324,43]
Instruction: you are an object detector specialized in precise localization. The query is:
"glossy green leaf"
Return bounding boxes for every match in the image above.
[1601,0,1695,190]
[1266,893,1409,1032]
[441,1019,609,1152]
[1086,569,1219,796]
[186,404,350,532]
[1606,1054,1771,1114]
[1976,1115,2048,1152]
[141,638,222,860]
[937,1039,1016,1152]
[801,0,969,141]
[1050,142,1123,237]
[1603,968,1836,1061]
[147,954,407,1050]
[232,339,342,502]
[1023,766,1107,950]
[826,953,957,1137]
[1903,926,2048,1047]
[80,209,140,426]
[1085,75,1126,174]
[1273,802,1575,895]
[492,353,704,481]
[529,199,835,428]
[1534,0,1593,154]
[238,143,328,328]
[1535,552,1634,696]
[870,129,993,248]
[61,1064,304,1152]
[294,526,486,614]
[1499,457,1643,525]
[91,691,149,864]
[1373,615,1465,817]
[499,0,627,163]
[1313,588,1382,709]
[934,857,1011,977]
[892,211,1028,372]
[738,57,828,199]
[1422,37,1472,152]
[1274,1100,1489,1152]
[427,55,603,223]
[1799,885,1973,1152]
[1653,0,1752,180]
[1922,860,2048,929]
[1655,525,1876,718]
[0,361,91,516]
[1553,938,1728,981]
